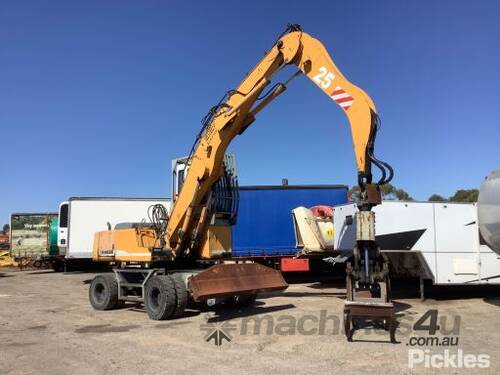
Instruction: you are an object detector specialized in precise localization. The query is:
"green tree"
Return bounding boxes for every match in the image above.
[428,194,447,202]
[380,183,414,201]
[2,223,9,234]
[449,189,479,203]
[349,183,413,202]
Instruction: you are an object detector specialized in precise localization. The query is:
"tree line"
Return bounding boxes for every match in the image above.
[349,184,478,203]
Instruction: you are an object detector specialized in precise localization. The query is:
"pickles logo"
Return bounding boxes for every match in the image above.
[408,349,490,369]
[406,309,490,369]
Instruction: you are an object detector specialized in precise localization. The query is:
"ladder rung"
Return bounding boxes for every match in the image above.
[119,282,143,288]
[119,296,143,302]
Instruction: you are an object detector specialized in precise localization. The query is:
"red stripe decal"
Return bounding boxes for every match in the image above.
[331,89,345,96]
[335,96,354,104]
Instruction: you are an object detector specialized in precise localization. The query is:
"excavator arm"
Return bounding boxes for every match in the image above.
[165,25,392,256]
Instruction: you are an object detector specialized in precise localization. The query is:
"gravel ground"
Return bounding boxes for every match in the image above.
[1,268,499,375]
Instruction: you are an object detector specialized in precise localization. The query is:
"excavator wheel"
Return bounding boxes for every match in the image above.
[144,275,176,320]
[169,274,188,318]
[89,274,124,310]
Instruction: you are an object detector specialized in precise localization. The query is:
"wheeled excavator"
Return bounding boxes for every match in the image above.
[89,25,395,341]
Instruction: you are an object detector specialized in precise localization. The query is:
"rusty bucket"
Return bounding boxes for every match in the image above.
[190,263,288,301]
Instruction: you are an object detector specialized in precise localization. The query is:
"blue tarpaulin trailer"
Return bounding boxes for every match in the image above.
[232,185,349,258]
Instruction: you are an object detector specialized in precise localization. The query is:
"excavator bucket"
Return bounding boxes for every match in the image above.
[189,263,288,301]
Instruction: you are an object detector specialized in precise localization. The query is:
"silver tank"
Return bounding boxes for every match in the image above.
[478,170,500,255]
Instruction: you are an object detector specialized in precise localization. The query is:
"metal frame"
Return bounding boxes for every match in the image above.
[344,265,396,343]
[114,268,165,303]
[239,184,348,191]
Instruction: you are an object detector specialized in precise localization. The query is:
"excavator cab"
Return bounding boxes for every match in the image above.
[171,154,239,258]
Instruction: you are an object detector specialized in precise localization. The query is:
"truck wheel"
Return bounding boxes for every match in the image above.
[144,275,176,320]
[89,274,123,310]
[169,274,188,318]
[51,260,64,272]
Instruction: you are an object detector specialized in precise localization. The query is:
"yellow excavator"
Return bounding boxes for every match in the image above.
[89,25,395,341]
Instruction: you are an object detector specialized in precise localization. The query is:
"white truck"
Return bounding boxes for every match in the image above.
[58,197,171,268]
[332,200,500,297]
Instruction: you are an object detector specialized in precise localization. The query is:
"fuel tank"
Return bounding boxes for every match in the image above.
[478,170,500,255]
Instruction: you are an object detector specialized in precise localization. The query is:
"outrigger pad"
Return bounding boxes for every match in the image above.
[190,263,288,301]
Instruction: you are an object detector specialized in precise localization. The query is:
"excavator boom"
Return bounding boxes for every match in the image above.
[164,25,391,256]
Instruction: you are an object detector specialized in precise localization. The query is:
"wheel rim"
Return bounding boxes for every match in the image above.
[94,283,106,304]
[149,287,161,310]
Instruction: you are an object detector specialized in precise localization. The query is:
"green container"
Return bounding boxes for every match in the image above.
[49,217,59,256]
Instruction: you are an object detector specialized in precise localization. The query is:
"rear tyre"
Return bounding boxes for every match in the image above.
[169,274,188,318]
[144,275,176,320]
[89,274,123,310]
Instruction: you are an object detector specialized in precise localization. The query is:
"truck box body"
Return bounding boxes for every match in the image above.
[59,197,171,260]
[333,201,500,285]
[10,213,58,258]
[232,185,348,257]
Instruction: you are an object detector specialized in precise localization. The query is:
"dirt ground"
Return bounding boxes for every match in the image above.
[1,268,499,375]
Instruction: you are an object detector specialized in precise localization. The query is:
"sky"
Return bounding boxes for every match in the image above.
[1,0,500,224]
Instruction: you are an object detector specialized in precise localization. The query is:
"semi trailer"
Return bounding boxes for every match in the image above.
[232,184,348,273]
[478,170,500,256]
[330,199,500,298]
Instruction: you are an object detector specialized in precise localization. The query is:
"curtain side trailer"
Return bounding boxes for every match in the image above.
[232,184,349,272]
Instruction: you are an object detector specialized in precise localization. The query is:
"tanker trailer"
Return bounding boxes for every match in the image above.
[478,170,500,256]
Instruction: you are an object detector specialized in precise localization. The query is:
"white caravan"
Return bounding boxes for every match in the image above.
[333,201,500,288]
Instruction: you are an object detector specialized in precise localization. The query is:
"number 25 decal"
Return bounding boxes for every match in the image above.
[313,66,335,89]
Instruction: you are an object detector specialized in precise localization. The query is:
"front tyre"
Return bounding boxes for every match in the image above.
[169,274,188,318]
[89,274,123,310]
[144,275,176,320]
